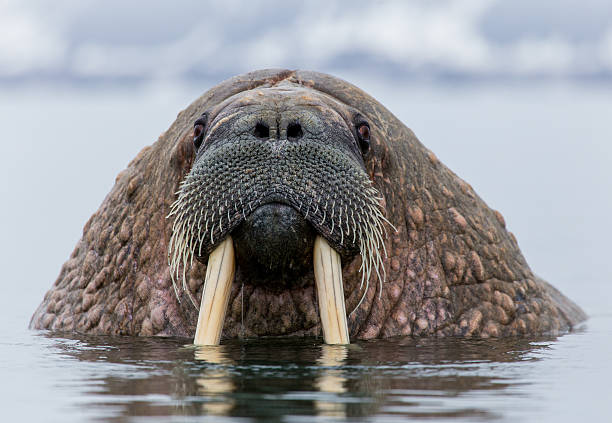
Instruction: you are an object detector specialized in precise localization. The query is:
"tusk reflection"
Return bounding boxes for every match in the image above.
[194,345,235,416]
[314,344,349,418]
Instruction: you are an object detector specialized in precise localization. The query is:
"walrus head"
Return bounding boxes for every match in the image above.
[168,86,392,344]
[30,69,586,342]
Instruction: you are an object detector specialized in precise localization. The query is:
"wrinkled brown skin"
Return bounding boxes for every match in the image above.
[30,69,586,339]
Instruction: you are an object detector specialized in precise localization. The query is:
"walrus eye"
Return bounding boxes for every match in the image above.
[193,114,208,149]
[194,124,204,144]
[356,122,370,154]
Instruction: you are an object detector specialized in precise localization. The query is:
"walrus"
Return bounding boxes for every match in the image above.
[30,69,586,343]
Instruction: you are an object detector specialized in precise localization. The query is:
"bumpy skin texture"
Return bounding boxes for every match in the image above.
[31,69,586,338]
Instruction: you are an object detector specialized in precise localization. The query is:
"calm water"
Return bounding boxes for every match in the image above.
[1,80,611,421]
[1,314,610,422]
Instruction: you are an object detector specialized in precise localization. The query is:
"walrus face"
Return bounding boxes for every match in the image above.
[29,70,586,343]
[168,87,390,345]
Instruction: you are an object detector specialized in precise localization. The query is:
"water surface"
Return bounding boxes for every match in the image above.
[3,315,610,422]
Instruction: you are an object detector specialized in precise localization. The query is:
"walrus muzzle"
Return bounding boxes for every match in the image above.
[168,107,390,345]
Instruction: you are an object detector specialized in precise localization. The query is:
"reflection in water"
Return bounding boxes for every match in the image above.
[314,345,349,418]
[194,346,235,416]
[41,332,560,422]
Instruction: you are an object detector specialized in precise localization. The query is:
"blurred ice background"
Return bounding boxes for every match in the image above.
[1,0,611,320]
[3,0,612,82]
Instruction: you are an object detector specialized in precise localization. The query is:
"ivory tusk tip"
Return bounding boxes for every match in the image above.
[194,236,236,346]
[313,236,350,345]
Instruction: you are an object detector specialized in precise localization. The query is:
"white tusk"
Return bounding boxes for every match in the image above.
[313,236,350,344]
[194,236,235,345]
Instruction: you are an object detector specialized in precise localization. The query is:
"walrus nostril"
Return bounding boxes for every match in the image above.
[253,122,270,139]
[287,122,303,140]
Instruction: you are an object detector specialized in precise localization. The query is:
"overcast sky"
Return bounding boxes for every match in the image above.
[2,0,612,84]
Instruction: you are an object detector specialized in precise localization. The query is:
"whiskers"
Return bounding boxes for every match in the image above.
[166,139,396,314]
[348,187,397,316]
